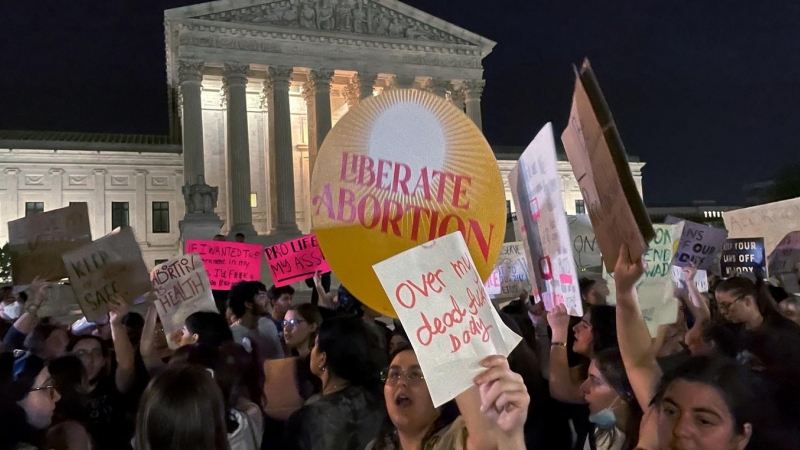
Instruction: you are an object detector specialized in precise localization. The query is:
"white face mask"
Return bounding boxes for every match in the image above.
[3,301,22,320]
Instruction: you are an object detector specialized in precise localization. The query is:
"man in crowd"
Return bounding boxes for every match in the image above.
[228,281,284,363]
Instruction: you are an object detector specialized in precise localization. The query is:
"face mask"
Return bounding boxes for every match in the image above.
[3,302,22,320]
[589,397,620,429]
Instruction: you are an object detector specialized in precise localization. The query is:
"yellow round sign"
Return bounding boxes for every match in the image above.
[311,89,507,317]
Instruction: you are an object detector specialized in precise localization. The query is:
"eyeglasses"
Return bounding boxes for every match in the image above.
[282,319,306,329]
[381,368,425,385]
[718,296,745,313]
[30,382,57,400]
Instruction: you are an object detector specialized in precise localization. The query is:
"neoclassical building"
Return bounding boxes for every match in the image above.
[0,0,644,273]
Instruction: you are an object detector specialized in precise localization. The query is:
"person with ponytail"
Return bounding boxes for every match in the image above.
[714,275,799,333]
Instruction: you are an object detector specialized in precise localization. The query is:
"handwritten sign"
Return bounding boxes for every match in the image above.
[372,232,521,407]
[665,216,727,270]
[569,215,602,274]
[768,232,800,294]
[723,197,800,256]
[606,223,683,336]
[670,266,709,293]
[8,203,92,284]
[561,60,654,272]
[721,238,766,277]
[150,254,217,349]
[311,89,506,317]
[264,234,331,287]
[484,242,531,299]
[185,240,263,290]
[509,123,582,316]
[62,227,151,322]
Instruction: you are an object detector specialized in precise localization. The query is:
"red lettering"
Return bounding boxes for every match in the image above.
[467,219,495,262]
[395,283,416,309]
[340,153,357,183]
[337,188,356,223]
[392,162,412,195]
[357,194,381,229]
[376,159,392,190]
[438,214,466,238]
[413,168,433,200]
[431,170,450,204]
[414,298,466,347]
[357,155,375,186]
[312,184,335,219]
[450,334,461,352]
[452,175,472,209]
[380,200,403,236]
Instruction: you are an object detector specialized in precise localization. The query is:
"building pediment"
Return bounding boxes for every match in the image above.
[166,0,495,52]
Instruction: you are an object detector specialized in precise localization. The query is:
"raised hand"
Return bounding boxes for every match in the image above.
[108,294,130,326]
[613,243,645,293]
[547,303,570,338]
[474,355,529,439]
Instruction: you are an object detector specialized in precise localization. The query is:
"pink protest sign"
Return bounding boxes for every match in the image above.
[185,240,263,290]
[265,234,331,287]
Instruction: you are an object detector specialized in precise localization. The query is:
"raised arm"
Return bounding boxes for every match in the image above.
[458,355,528,450]
[139,303,167,375]
[108,295,136,393]
[614,244,662,412]
[3,278,50,350]
[312,270,335,309]
[546,304,585,404]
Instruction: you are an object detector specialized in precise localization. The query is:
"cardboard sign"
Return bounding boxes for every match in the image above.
[606,223,684,336]
[311,89,507,317]
[62,227,151,322]
[561,60,654,273]
[8,203,92,284]
[372,232,521,407]
[670,266,709,293]
[723,197,800,256]
[569,215,602,274]
[509,123,582,316]
[185,240,263,290]
[484,242,531,299]
[150,254,217,349]
[720,238,766,277]
[665,216,727,270]
[264,234,331,288]
[768,232,800,294]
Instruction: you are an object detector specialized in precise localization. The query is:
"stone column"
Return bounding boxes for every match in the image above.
[93,169,106,235]
[178,59,206,186]
[49,168,64,208]
[308,69,334,177]
[261,79,278,233]
[134,170,148,242]
[3,168,19,239]
[356,72,377,100]
[388,74,416,90]
[448,83,465,111]
[223,62,257,236]
[463,79,485,130]
[268,65,300,235]
[425,77,450,98]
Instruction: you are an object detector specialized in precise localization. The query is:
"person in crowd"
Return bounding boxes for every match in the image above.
[170,344,262,450]
[228,281,284,363]
[134,365,232,450]
[122,312,145,349]
[778,296,800,326]
[139,305,173,376]
[388,326,410,356]
[47,354,93,450]
[267,285,294,330]
[369,343,529,450]
[580,278,610,307]
[613,244,771,449]
[235,233,246,243]
[284,304,322,358]
[214,234,226,242]
[282,316,385,450]
[579,348,642,450]
[3,278,53,352]
[179,311,234,348]
[0,352,62,450]
[305,271,333,307]
[1,286,24,323]
[69,295,137,450]
[23,319,70,363]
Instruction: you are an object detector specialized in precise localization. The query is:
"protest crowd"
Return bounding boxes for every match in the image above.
[3,67,800,450]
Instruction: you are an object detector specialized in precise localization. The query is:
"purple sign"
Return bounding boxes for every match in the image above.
[665,216,728,270]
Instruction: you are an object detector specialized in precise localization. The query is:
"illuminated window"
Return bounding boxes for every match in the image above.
[251,193,258,208]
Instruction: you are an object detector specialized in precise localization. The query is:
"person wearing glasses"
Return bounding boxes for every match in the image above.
[715,277,798,333]
[368,342,529,450]
[0,352,62,449]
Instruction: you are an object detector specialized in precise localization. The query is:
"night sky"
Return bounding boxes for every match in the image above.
[2,1,800,206]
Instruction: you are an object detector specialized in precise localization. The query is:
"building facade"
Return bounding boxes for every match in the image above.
[0,0,645,271]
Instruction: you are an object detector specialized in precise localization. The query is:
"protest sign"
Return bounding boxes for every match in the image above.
[665,216,727,270]
[8,203,92,285]
[185,240,263,290]
[372,232,521,407]
[723,197,800,256]
[561,60,654,273]
[509,123,582,316]
[62,227,151,322]
[311,89,506,317]
[264,234,331,288]
[670,266,709,293]
[606,223,684,336]
[768,232,800,294]
[484,242,531,299]
[720,238,766,277]
[569,214,602,274]
[150,254,217,349]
